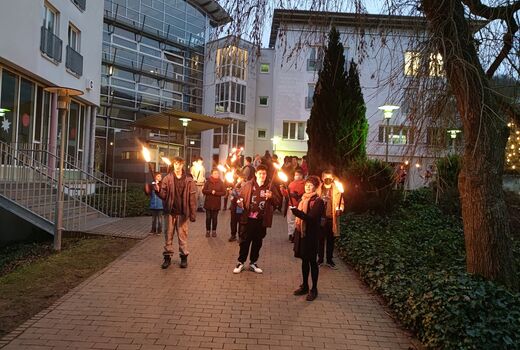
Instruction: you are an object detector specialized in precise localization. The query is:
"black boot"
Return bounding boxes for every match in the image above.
[161,255,171,269]
[180,254,188,268]
[293,284,309,296]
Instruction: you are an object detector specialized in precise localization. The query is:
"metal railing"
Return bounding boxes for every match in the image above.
[66,45,84,76]
[0,141,127,232]
[40,26,62,62]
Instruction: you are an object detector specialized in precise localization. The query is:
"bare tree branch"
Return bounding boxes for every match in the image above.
[461,0,520,76]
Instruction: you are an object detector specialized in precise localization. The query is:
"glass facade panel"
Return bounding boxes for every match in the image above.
[0,70,17,143]
[18,78,35,144]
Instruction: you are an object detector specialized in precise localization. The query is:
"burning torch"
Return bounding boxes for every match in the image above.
[334,179,345,214]
[141,146,155,180]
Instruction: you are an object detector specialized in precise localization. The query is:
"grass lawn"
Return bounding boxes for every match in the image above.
[0,235,139,338]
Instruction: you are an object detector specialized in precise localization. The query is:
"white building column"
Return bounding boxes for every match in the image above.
[47,93,58,173]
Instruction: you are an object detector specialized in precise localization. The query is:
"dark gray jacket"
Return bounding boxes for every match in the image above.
[156,172,197,221]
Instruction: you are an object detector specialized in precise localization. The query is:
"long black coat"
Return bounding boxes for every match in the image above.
[292,195,324,260]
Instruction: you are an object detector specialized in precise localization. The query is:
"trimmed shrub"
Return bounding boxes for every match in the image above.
[344,158,401,214]
[433,155,462,216]
[337,189,520,349]
[125,184,151,217]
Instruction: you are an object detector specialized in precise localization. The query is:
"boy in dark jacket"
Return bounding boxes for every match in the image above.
[228,172,245,242]
[233,165,282,274]
[155,157,197,269]
[202,168,226,237]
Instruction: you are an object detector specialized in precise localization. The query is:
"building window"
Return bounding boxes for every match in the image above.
[216,46,248,80]
[307,47,323,71]
[71,0,86,11]
[260,63,270,73]
[429,53,444,77]
[257,129,267,139]
[43,3,58,34]
[68,25,80,52]
[305,84,315,109]
[213,119,246,149]
[378,125,414,145]
[215,82,246,115]
[283,121,306,140]
[404,51,421,76]
[259,96,268,107]
[404,51,445,77]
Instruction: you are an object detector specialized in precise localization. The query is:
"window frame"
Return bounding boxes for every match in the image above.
[258,96,269,107]
[282,121,307,141]
[260,63,270,74]
[257,128,267,139]
[43,3,59,34]
[68,24,81,53]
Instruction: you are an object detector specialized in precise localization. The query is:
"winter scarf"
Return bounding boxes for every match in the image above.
[295,191,317,237]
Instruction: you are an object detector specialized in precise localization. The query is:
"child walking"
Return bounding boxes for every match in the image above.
[145,172,164,235]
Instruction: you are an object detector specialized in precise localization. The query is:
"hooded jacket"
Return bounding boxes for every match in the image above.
[237,179,282,228]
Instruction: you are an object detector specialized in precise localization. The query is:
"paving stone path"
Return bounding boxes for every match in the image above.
[1,211,418,350]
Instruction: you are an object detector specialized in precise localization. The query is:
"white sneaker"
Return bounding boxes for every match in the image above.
[249,263,263,274]
[233,262,245,274]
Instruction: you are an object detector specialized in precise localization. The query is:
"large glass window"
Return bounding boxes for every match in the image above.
[213,118,246,149]
[378,125,414,144]
[216,46,248,80]
[68,24,81,52]
[43,3,58,34]
[18,79,35,144]
[0,70,17,143]
[215,82,246,115]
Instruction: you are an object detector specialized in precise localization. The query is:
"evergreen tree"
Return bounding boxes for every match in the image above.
[337,60,368,176]
[306,26,347,175]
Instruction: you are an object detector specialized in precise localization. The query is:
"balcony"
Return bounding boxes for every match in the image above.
[66,46,83,76]
[40,26,62,63]
[72,0,86,11]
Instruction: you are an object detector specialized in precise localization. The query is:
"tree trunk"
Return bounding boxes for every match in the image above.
[422,0,517,289]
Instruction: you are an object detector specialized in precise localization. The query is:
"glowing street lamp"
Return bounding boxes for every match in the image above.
[179,117,191,163]
[447,129,461,154]
[378,104,400,162]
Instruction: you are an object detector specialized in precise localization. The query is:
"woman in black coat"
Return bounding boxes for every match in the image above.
[202,168,226,237]
[290,176,324,301]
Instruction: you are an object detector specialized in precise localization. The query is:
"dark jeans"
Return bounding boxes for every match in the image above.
[205,209,219,231]
[302,257,319,291]
[151,209,163,233]
[318,219,334,263]
[238,218,266,264]
[230,208,240,237]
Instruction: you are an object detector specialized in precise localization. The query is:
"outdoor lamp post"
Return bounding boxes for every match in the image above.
[271,136,281,153]
[44,86,84,251]
[179,117,191,162]
[378,104,400,163]
[447,129,461,154]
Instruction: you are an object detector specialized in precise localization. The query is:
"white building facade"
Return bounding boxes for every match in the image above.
[203,10,458,188]
[0,0,103,171]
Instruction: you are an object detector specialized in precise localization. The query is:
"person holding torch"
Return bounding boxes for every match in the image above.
[232,164,282,274]
[316,170,345,269]
[154,156,197,269]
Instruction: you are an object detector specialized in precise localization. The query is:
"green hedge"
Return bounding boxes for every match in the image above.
[337,189,520,349]
[125,184,151,217]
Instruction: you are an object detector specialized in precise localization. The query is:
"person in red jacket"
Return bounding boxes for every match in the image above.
[281,168,305,242]
[233,164,282,274]
[202,168,226,237]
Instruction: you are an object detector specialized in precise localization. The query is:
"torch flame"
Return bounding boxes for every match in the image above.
[334,180,345,193]
[217,164,227,172]
[273,162,282,170]
[142,146,151,162]
[231,147,237,153]
[231,154,237,163]
[278,171,288,183]
[161,157,171,166]
[225,170,235,183]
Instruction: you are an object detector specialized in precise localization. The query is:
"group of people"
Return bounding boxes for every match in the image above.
[144,151,344,302]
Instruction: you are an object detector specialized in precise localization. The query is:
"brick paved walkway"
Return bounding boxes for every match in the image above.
[1,211,418,350]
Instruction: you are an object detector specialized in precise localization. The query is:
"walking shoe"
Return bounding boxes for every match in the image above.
[233,262,245,274]
[288,234,294,243]
[211,230,217,237]
[180,255,188,268]
[317,259,324,267]
[228,236,237,242]
[326,260,338,269]
[293,285,309,296]
[306,289,318,301]
[249,263,263,274]
[161,256,171,269]
[206,230,210,237]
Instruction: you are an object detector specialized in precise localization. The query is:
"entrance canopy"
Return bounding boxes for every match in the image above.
[134,109,232,133]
